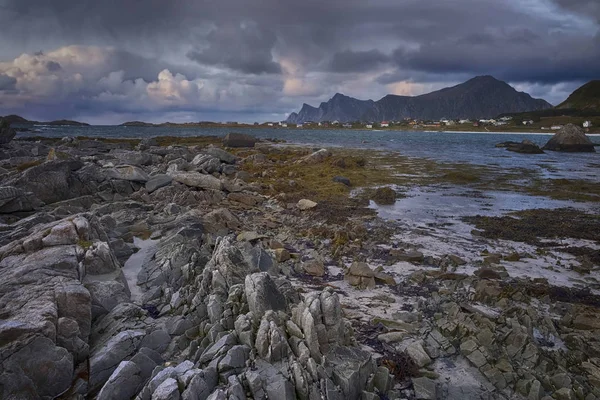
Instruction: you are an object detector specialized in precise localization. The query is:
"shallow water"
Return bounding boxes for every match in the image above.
[121,237,158,304]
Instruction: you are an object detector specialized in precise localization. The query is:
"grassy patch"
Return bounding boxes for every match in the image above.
[154,135,222,147]
[526,178,600,202]
[15,159,44,171]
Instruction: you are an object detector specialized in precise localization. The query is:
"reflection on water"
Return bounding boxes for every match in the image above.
[371,185,599,223]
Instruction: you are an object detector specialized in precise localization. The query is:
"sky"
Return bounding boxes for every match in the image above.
[0,0,598,124]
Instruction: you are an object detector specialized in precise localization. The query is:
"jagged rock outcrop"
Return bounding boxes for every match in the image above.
[0,118,16,145]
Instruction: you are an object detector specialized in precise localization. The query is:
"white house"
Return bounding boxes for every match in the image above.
[459,119,471,124]
[583,121,592,128]
[267,123,274,127]
[365,124,373,129]
[380,121,390,127]
[281,123,288,128]
[551,125,562,130]
[523,120,534,125]
[297,124,303,128]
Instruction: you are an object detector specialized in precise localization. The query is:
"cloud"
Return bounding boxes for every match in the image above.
[0,0,598,121]
[327,50,391,73]
[187,22,281,74]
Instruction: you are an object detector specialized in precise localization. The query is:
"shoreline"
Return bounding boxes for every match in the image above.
[1,134,600,399]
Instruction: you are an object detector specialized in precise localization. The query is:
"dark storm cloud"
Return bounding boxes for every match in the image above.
[187,23,281,74]
[328,50,390,73]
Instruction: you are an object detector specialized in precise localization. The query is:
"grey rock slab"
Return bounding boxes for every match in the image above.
[152,377,181,400]
[89,329,146,391]
[244,272,287,322]
[412,377,437,400]
[146,174,173,193]
[170,171,223,190]
[198,333,237,365]
[222,132,257,148]
[105,165,150,182]
[205,147,237,164]
[97,360,144,400]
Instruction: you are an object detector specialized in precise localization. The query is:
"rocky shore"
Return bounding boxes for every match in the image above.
[1,122,600,400]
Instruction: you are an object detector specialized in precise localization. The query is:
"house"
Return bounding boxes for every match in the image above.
[342,123,352,128]
[380,121,389,127]
[281,123,288,128]
[297,124,303,128]
[499,116,513,122]
[459,119,471,124]
[523,120,534,125]
[365,124,373,129]
[267,123,274,127]
[551,125,562,130]
[494,121,508,126]
[583,121,592,128]
[332,120,340,125]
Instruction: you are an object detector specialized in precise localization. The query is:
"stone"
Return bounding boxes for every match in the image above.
[245,273,287,321]
[141,330,171,353]
[218,345,250,372]
[171,171,223,190]
[333,176,351,186]
[328,346,376,400]
[146,174,173,193]
[106,165,150,182]
[297,199,318,210]
[466,349,488,368]
[543,124,595,152]
[89,330,145,391]
[412,377,437,400]
[406,341,432,368]
[205,147,237,164]
[152,377,181,400]
[391,249,424,262]
[371,187,396,205]
[223,132,257,148]
[85,280,130,317]
[573,312,600,330]
[0,118,16,144]
[97,360,144,400]
[0,336,74,399]
[297,148,331,164]
[345,262,375,290]
[303,259,325,276]
[274,248,291,262]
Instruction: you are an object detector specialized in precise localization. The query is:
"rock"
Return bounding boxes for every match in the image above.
[274,248,291,262]
[181,369,217,400]
[146,174,173,193]
[412,377,437,400]
[374,271,396,285]
[333,176,351,186]
[0,336,74,399]
[141,330,171,353]
[0,185,36,213]
[152,377,180,400]
[223,132,257,148]
[572,312,600,330]
[372,187,396,205]
[297,149,331,164]
[327,346,376,400]
[0,118,16,144]
[12,159,85,204]
[218,345,250,372]
[497,140,544,154]
[391,249,424,262]
[345,262,375,289]
[171,171,223,191]
[111,149,154,166]
[205,147,237,164]
[303,259,325,277]
[97,360,144,400]
[406,341,432,367]
[543,124,596,152]
[89,330,145,391]
[245,273,287,321]
[84,241,121,275]
[106,165,150,182]
[297,199,317,210]
[85,280,130,318]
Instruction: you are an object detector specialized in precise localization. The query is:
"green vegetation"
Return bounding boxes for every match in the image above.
[557,80,600,111]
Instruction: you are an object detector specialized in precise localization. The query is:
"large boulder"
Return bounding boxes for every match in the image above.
[11,160,86,204]
[223,133,257,148]
[543,124,596,152]
[170,171,223,191]
[0,118,16,145]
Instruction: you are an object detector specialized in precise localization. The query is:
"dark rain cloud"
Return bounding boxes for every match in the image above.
[0,74,17,91]
[327,50,391,73]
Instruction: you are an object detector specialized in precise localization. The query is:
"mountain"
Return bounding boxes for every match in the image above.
[557,80,600,111]
[287,76,552,123]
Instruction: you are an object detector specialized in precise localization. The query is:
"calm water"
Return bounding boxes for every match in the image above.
[18,125,600,182]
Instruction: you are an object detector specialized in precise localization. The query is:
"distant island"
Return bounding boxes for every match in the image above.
[287,76,552,124]
[0,114,90,126]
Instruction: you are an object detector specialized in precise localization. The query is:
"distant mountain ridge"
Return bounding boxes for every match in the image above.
[287,76,552,123]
